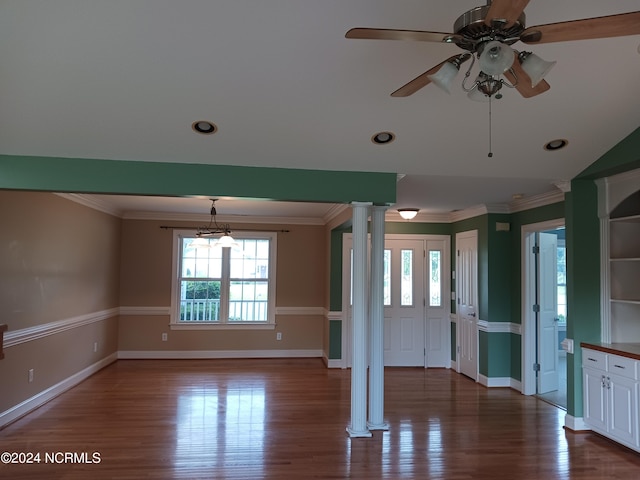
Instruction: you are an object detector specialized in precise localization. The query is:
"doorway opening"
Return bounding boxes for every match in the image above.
[522,219,567,410]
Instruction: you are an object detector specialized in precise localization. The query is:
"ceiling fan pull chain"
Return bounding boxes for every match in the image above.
[488,97,493,158]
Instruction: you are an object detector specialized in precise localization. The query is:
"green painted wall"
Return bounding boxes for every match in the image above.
[577,127,640,179]
[0,154,397,205]
[510,333,522,381]
[328,320,342,360]
[479,331,512,378]
[565,181,602,418]
[487,213,512,324]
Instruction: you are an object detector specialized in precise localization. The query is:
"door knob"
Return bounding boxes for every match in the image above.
[469,312,476,317]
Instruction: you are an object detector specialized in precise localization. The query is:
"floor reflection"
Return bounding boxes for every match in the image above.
[175,381,265,474]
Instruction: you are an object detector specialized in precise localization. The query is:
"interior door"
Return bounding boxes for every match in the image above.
[538,232,559,394]
[384,239,425,366]
[457,230,478,380]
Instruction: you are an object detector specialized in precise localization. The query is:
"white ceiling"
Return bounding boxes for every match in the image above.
[2,1,639,219]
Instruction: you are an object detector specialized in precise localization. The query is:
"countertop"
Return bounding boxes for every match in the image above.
[581,342,640,361]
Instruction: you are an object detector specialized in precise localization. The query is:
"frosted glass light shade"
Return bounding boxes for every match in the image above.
[479,41,514,75]
[520,52,556,87]
[398,208,419,220]
[213,234,239,249]
[188,237,212,249]
[427,62,459,94]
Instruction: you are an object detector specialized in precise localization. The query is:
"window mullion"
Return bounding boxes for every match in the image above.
[220,246,231,323]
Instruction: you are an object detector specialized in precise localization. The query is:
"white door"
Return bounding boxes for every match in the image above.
[384,239,425,366]
[456,231,478,380]
[538,232,559,394]
[425,239,450,368]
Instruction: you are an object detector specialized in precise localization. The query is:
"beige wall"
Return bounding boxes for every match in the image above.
[118,219,327,352]
[0,192,331,420]
[0,191,121,415]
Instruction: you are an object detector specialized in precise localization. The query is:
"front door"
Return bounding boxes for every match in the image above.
[384,239,425,366]
[538,232,559,394]
[456,230,478,380]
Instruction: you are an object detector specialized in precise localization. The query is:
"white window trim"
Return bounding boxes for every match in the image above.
[170,229,277,330]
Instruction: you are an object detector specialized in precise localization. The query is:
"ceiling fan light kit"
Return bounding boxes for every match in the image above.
[346,1,640,100]
[518,51,557,88]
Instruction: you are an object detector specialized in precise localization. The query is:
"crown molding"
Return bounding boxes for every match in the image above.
[55,193,123,217]
[508,189,565,213]
[122,210,326,225]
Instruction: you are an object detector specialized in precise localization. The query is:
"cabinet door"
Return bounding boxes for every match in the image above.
[608,374,638,447]
[583,367,607,432]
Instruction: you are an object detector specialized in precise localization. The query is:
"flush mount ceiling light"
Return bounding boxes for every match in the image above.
[346,2,640,101]
[398,208,419,220]
[544,138,568,151]
[189,199,239,249]
[191,120,218,135]
[371,131,396,145]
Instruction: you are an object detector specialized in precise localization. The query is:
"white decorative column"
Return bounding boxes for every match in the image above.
[347,202,372,438]
[368,206,388,430]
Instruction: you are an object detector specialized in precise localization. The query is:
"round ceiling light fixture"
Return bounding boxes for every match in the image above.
[371,131,396,145]
[544,138,568,151]
[192,121,218,135]
[398,208,419,220]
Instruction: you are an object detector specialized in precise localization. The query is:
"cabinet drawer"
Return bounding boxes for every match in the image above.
[608,355,638,380]
[583,349,607,371]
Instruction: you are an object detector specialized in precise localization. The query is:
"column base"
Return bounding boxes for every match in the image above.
[367,421,389,431]
[346,426,372,438]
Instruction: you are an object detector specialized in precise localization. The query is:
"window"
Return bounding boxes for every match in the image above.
[429,250,442,307]
[171,231,276,329]
[400,249,413,306]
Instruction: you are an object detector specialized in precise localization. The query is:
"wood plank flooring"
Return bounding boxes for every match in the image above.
[1,358,639,479]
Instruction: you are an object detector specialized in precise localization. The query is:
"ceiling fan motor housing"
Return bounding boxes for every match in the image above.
[452,5,526,53]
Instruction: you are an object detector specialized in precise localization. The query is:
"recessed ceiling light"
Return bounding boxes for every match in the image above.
[371,131,396,145]
[192,121,218,135]
[544,138,568,151]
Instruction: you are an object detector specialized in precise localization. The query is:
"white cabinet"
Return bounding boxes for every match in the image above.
[582,347,639,451]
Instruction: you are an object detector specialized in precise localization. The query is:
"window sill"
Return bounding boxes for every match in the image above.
[170,323,276,331]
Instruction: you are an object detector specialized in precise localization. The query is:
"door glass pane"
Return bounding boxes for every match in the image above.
[384,249,391,306]
[401,249,413,306]
[429,250,441,307]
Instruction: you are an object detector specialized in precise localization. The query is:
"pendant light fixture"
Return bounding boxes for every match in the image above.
[190,199,239,249]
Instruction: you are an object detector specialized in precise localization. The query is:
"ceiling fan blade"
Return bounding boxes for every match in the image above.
[346,28,451,43]
[521,11,640,44]
[504,52,550,98]
[484,0,530,28]
[390,57,453,97]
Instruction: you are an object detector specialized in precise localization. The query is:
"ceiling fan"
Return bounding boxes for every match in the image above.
[346,0,640,100]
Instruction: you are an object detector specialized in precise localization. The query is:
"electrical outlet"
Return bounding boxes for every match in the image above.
[162,333,168,342]
[28,369,34,383]
[93,342,98,353]
[276,332,282,341]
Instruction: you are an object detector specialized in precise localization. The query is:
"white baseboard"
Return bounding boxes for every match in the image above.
[478,374,522,390]
[322,353,343,369]
[118,349,323,359]
[0,352,118,429]
[564,414,590,432]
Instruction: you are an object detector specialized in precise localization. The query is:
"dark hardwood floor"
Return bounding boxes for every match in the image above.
[1,358,639,479]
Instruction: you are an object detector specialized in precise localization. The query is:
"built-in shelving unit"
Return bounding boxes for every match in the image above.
[609,203,640,341]
[599,171,640,343]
